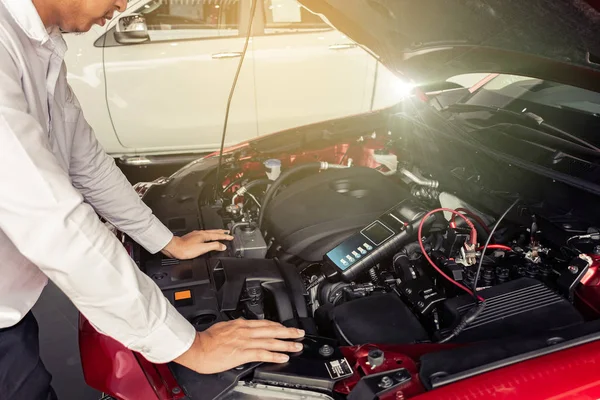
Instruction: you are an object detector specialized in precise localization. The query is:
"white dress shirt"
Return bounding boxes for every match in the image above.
[0,0,196,363]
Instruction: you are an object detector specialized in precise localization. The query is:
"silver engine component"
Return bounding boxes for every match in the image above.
[223,382,334,400]
[400,168,439,188]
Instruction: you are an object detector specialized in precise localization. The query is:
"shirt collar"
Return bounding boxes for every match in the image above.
[1,0,51,43]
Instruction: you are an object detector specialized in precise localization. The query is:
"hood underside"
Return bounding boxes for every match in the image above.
[301,0,600,91]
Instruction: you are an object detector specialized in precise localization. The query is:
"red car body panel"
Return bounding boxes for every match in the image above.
[79,313,600,400]
[412,340,600,400]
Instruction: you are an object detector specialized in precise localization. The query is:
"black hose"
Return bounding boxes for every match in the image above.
[232,179,270,208]
[230,222,251,235]
[222,177,243,193]
[258,163,347,229]
[241,178,271,192]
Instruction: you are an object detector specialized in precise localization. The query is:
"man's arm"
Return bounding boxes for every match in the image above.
[63,75,233,259]
[0,53,195,364]
[63,75,169,253]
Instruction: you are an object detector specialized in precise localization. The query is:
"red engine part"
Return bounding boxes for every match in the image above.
[575,255,600,318]
[335,343,459,399]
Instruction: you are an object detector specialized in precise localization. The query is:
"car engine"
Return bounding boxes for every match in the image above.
[129,141,600,397]
[241,165,587,344]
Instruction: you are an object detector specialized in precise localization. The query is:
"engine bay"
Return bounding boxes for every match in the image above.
[129,129,600,398]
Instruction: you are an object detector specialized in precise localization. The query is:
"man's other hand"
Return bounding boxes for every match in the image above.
[161,230,234,260]
[174,319,305,374]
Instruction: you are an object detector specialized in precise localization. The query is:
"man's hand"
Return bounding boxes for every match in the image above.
[161,230,234,260]
[174,319,305,374]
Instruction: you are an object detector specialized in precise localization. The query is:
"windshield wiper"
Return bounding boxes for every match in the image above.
[442,103,600,152]
[396,104,600,198]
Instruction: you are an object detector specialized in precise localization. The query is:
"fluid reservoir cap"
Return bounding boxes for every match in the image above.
[319,344,334,357]
[241,224,256,233]
[264,159,282,181]
[368,348,385,368]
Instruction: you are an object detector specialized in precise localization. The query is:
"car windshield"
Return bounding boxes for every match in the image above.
[466,74,600,116]
[440,73,600,148]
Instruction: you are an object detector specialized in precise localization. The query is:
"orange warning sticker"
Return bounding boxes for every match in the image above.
[174,290,192,301]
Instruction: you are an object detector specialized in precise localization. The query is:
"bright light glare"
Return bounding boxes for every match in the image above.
[392,79,417,99]
[391,79,416,99]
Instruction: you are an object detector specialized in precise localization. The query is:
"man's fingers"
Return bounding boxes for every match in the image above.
[185,230,234,242]
[246,339,304,353]
[202,232,234,242]
[200,241,227,252]
[245,326,306,340]
[241,349,290,364]
[237,319,286,328]
[204,229,231,235]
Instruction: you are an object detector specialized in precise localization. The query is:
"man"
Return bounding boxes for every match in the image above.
[0,0,304,398]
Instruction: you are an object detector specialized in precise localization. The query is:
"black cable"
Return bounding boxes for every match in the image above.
[214,0,258,199]
[222,176,244,193]
[471,198,520,301]
[239,178,271,192]
[438,302,486,343]
[101,21,127,150]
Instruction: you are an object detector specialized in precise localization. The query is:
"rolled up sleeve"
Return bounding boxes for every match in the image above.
[0,54,195,363]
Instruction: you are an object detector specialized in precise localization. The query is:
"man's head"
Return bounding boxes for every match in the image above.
[33,0,127,32]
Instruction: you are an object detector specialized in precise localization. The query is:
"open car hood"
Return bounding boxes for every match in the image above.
[300,0,600,90]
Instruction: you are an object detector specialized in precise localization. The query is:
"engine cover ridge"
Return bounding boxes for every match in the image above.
[443,278,584,342]
[265,167,410,262]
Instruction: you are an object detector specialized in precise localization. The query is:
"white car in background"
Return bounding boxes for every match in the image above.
[64,0,485,164]
[63,0,396,161]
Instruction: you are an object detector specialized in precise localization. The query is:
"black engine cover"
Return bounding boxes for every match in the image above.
[264,167,410,262]
[143,256,314,333]
[442,278,584,342]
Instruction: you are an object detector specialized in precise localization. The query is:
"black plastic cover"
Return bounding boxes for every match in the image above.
[442,278,583,342]
[253,335,350,392]
[264,167,410,262]
[331,293,429,345]
[144,257,314,333]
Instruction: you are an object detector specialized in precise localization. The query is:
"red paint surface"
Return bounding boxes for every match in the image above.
[575,255,600,318]
[80,313,600,400]
[412,339,600,400]
[79,315,177,400]
[335,343,454,398]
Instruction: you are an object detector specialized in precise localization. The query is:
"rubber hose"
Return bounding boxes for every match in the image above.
[240,178,271,192]
[258,163,347,229]
[399,242,422,258]
[222,177,243,193]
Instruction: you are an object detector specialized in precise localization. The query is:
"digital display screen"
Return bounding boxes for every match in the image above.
[362,221,394,245]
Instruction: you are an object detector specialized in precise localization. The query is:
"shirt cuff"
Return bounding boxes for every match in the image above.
[130,215,173,254]
[128,305,197,364]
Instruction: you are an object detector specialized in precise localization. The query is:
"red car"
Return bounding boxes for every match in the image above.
[80,0,600,399]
